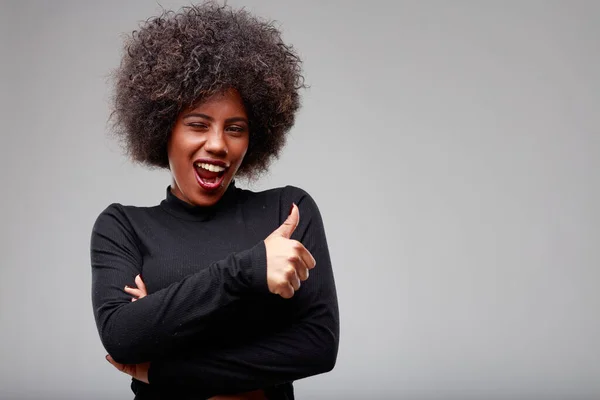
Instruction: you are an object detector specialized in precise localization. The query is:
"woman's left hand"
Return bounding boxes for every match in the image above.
[105,275,150,382]
[108,275,266,398]
[124,274,148,301]
[105,355,266,397]
[105,354,150,384]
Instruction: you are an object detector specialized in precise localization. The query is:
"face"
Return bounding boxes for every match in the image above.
[167,88,249,207]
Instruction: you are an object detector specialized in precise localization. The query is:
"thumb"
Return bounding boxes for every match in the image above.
[275,203,299,239]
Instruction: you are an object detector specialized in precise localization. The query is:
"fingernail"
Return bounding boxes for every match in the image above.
[289,203,295,214]
[124,285,129,289]
[105,355,110,362]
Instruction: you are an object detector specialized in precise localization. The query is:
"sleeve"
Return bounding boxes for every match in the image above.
[147,187,340,396]
[90,203,269,364]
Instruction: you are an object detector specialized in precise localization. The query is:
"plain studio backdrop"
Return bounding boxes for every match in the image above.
[1,0,599,399]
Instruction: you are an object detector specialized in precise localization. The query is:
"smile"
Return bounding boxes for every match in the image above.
[193,161,228,191]
[195,162,226,173]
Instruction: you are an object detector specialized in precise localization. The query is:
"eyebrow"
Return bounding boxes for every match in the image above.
[182,113,248,124]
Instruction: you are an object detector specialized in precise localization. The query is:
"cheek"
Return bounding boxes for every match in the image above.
[167,135,192,173]
[242,138,250,156]
[231,137,249,162]
[239,140,250,164]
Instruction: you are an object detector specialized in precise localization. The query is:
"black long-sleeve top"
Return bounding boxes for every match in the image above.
[89,181,339,399]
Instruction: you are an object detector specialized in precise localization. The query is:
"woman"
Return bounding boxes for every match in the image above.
[90,2,339,399]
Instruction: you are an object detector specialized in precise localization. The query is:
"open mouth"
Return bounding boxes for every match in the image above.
[194,162,228,191]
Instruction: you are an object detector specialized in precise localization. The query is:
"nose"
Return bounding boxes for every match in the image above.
[204,127,228,156]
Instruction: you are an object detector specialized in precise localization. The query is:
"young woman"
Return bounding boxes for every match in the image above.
[90,2,339,399]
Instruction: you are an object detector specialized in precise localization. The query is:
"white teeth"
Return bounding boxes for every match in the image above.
[195,162,226,172]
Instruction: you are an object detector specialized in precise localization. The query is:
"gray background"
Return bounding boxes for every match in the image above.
[1,0,599,399]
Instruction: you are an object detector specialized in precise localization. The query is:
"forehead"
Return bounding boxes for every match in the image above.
[188,88,246,114]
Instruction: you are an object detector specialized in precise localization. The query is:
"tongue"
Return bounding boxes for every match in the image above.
[196,166,221,180]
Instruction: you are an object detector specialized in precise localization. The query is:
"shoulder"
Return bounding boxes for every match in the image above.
[236,184,323,220]
[237,184,318,205]
[91,203,130,237]
[90,203,148,252]
[91,202,151,236]
[281,185,319,211]
[93,200,162,223]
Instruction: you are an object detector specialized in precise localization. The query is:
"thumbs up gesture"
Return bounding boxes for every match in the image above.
[264,203,316,299]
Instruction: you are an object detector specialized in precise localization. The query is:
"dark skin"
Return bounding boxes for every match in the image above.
[168,87,250,207]
[107,88,316,398]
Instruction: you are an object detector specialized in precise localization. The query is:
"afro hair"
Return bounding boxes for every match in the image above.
[109,1,306,178]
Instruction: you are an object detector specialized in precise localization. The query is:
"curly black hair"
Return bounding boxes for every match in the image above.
[109,1,305,178]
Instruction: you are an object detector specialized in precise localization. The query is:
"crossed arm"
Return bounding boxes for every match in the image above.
[90,187,339,397]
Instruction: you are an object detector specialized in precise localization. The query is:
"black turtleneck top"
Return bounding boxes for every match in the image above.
[89,182,339,399]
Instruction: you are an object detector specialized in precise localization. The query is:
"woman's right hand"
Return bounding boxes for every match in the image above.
[263,203,316,299]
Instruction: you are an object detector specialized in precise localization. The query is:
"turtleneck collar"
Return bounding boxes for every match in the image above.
[160,180,238,221]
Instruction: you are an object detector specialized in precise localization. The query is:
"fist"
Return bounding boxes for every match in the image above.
[264,203,316,299]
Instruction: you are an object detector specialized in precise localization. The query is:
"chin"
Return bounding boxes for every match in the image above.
[192,179,231,206]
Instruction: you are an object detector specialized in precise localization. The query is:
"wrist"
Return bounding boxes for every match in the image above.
[247,241,268,293]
